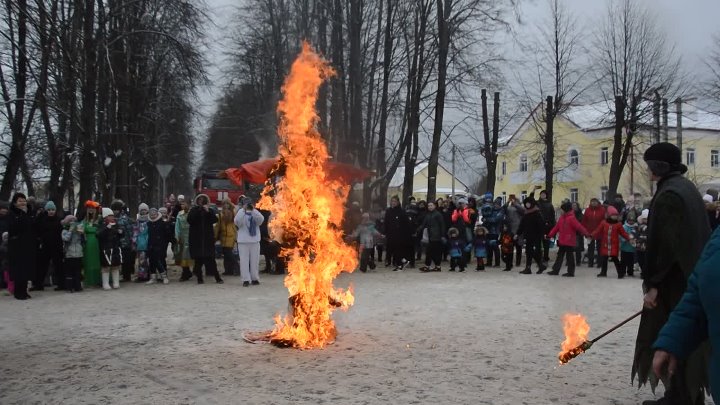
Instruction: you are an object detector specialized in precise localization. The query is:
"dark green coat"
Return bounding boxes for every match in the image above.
[419,210,445,242]
[632,173,711,401]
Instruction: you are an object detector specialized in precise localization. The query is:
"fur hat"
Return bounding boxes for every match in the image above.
[644,142,687,175]
[703,194,714,204]
[195,194,210,205]
[45,201,57,210]
[158,207,168,215]
[448,227,459,237]
[606,206,619,216]
[138,203,149,212]
[101,207,114,218]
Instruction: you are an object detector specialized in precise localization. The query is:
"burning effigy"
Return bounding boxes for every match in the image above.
[243,43,358,349]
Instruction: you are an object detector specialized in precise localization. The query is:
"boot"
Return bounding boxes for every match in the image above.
[561,272,574,277]
[111,269,120,289]
[146,273,157,284]
[161,273,169,285]
[520,268,532,274]
[547,269,560,275]
[102,271,111,290]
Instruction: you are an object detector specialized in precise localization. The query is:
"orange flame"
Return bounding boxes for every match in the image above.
[258,43,358,349]
[559,313,590,362]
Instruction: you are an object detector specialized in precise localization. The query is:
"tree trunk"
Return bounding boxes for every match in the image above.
[347,0,362,166]
[317,0,328,131]
[330,0,346,160]
[607,96,626,200]
[375,0,394,207]
[544,96,555,199]
[486,92,500,195]
[426,0,451,203]
[481,89,491,191]
[77,0,98,209]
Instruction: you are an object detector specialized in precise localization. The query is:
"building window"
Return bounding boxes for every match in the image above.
[712,150,719,168]
[569,149,579,167]
[501,161,506,175]
[519,154,528,172]
[521,190,527,202]
[686,148,695,166]
[501,192,507,205]
[601,186,608,202]
[570,188,579,203]
[600,147,609,166]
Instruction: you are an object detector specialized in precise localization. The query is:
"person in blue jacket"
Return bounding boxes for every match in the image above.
[652,228,719,405]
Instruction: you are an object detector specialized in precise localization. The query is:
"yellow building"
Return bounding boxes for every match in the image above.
[494,102,720,207]
[388,162,469,203]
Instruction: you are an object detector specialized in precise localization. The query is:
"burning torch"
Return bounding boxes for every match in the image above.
[559,309,643,365]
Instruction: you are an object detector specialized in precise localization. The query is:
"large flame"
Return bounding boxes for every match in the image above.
[257,43,358,349]
[559,313,590,363]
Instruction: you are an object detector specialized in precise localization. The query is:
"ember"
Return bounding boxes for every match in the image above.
[257,43,358,349]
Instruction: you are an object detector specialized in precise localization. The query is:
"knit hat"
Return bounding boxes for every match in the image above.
[494,197,503,205]
[457,198,468,205]
[111,199,124,211]
[703,194,714,204]
[61,214,77,225]
[177,194,185,202]
[560,201,572,213]
[158,207,168,215]
[483,192,493,202]
[101,207,114,218]
[606,206,619,216]
[45,201,57,210]
[138,203,149,212]
[644,142,687,175]
[85,200,100,209]
[149,207,158,215]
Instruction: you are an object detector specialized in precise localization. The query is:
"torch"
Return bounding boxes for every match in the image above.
[559,309,643,364]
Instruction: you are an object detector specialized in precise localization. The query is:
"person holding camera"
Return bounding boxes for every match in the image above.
[235,198,265,287]
[187,194,223,284]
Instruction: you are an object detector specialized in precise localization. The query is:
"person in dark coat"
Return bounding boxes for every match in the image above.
[384,196,412,270]
[537,188,555,263]
[187,194,223,284]
[418,201,445,272]
[0,200,9,289]
[632,143,711,405]
[413,200,428,262]
[515,193,547,275]
[259,208,280,274]
[32,201,64,291]
[7,193,36,300]
[146,208,173,284]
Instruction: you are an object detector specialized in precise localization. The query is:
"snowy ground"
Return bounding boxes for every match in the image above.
[0,259,714,405]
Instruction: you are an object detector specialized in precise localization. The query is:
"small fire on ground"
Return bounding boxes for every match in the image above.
[558,313,590,364]
[253,43,357,349]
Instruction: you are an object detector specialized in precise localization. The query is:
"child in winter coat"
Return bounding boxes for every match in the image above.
[620,215,638,277]
[97,208,124,290]
[147,208,173,284]
[546,201,591,277]
[351,213,384,272]
[133,203,150,282]
[447,227,470,272]
[636,209,649,278]
[473,226,489,271]
[499,224,515,271]
[61,215,84,292]
[591,206,632,278]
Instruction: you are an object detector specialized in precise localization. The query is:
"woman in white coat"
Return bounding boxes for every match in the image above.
[234,199,265,287]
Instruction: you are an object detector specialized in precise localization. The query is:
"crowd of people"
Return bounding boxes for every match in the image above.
[342,185,677,279]
[0,193,277,300]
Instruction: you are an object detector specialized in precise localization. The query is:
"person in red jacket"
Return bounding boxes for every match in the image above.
[591,205,631,278]
[581,198,606,268]
[546,201,591,277]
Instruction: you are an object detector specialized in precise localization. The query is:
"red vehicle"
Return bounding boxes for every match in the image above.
[194,173,247,204]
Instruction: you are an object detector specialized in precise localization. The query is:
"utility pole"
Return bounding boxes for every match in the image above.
[653,92,661,144]
[451,144,456,197]
[662,98,669,142]
[675,98,683,154]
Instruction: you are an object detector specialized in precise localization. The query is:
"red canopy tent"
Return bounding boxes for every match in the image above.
[222,158,372,187]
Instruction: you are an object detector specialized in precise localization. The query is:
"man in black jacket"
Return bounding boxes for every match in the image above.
[632,143,711,405]
[537,189,556,263]
[187,194,223,284]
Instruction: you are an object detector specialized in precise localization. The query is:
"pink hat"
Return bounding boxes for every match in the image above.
[606,206,619,216]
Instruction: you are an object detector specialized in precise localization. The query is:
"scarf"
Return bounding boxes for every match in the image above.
[246,212,257,237]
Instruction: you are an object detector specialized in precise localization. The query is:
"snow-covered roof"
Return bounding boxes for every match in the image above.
[413,187,468,194]
[563,101,720,131]
[389,162,430,187]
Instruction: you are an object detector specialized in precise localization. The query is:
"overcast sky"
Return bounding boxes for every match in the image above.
[195,0,720,175]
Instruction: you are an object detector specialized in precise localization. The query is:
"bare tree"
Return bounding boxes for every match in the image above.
[706,34,720,109]
[593,0,681,200]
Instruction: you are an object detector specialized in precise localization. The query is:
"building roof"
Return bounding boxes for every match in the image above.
[563,101,720,131]
[389,162,468,190]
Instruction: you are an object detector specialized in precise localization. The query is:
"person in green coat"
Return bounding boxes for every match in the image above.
[81,201,102,287]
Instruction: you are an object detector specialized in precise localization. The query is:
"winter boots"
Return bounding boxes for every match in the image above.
[112,269,120,289]
[102,271,111,290]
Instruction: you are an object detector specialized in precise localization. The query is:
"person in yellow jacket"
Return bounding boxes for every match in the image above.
[215,200,239,276]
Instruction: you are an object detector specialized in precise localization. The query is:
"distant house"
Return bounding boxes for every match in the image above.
[494,101,720,206]
[387,162,469,204]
